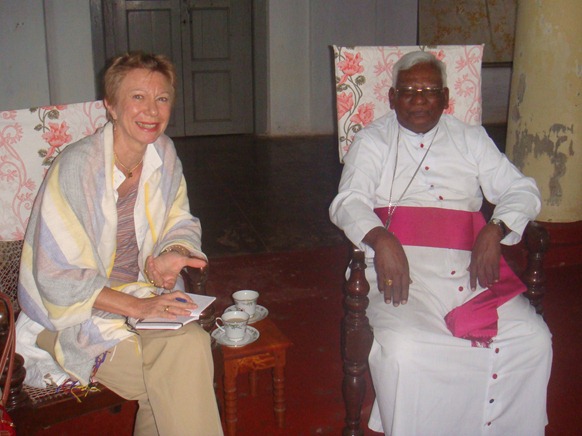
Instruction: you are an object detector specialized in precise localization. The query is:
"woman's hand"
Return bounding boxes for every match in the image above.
[95,288,197,319]
[144,249,207,290]
[136,291,198,320]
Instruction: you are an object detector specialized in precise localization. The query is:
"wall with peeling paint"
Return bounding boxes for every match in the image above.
[506,0,582,222]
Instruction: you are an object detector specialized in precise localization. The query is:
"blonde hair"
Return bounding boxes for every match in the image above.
[103,52,176,121]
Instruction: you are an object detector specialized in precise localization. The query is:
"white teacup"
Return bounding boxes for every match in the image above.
[215,310,249,342]
[233,290,259,318]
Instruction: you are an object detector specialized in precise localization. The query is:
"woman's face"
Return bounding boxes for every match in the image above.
[105,68,173,149]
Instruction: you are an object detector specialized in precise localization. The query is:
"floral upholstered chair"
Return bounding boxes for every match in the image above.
[0,101,212,433]
[334,45,483,161]
[0,102,132,433]
[332,45,549,435]
[0,102,107,242]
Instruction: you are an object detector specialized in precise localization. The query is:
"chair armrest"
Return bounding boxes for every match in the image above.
[521,221,550,314]
[341,245,373,434]
[180,266,215,332]
[501,221,549,315]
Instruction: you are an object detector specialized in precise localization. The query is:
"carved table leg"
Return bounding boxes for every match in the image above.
[273,349,287,428]
[223,360,239,436]
[249,371,258,397]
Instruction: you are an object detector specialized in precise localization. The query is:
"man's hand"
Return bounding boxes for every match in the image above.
[468,223,503,290]
[364,227,411,306]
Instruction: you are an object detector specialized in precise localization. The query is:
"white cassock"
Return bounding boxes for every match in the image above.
[329,113,552,435]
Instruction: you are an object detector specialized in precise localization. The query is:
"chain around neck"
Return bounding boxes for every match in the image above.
[114,152,144,178]
[385,126,439,229]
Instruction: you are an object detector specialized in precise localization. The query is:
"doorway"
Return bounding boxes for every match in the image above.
[90,0,256,137]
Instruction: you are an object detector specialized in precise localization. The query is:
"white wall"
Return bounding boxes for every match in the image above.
[0,0,50,110]
[44,1,96,105]
[1,0,509,132]
[307,0,418,134]
[264,0,418,135]
[267,0,312,134]
[0,0,94,111]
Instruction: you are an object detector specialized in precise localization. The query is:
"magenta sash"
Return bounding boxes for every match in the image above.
[374,206,525,347]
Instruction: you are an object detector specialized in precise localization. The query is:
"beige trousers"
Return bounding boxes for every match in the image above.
[39,323,223,436]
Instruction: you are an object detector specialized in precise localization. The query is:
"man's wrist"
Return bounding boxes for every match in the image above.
[489,218,509,238]
[363,226,396,251]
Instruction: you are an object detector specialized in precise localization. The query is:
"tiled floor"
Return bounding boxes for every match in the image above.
[174,125,508,258]
[174,134,346,258]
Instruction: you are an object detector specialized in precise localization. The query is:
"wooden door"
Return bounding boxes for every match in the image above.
[181,0,254,135]
[92,0,254,136]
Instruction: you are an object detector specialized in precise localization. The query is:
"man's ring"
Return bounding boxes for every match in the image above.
[385,279,393,286]
[164,306,170,312]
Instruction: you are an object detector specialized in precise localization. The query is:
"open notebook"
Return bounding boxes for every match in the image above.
[127,293,216,330]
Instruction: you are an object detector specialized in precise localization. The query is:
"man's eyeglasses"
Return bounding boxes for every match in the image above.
[395,86,444,100]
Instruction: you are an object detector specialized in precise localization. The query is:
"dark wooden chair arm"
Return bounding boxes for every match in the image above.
[341,246,373,436]
[180,265,216,332]
[507,221,550,314]
[340,221,549,435]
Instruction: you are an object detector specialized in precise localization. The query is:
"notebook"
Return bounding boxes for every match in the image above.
[127,293,216,330]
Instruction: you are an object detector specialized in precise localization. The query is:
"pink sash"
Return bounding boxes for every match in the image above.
[374,206,525,347]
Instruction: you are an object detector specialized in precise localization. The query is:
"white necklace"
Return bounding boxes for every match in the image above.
[384,126,439,229]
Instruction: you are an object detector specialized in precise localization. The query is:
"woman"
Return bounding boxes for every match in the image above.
[16,52,223,435]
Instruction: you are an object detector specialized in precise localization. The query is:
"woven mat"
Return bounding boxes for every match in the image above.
[0,240,22,312]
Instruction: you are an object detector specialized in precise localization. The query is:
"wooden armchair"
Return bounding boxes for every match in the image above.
[0,102,215,435]
[0,259,213,435]
[332,45,550,434]
[340,221,549,435]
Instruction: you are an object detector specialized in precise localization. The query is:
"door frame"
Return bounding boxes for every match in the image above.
[89,0,268,136]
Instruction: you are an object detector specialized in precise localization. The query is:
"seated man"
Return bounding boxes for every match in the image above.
[329,51,552,435]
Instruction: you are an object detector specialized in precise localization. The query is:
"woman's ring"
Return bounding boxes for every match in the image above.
[164,306,170,312]
[149,279,155,285]
[385,279,393,286]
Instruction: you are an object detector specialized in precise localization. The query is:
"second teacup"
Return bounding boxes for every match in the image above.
[215,310,249,342]
[232,290,259,318]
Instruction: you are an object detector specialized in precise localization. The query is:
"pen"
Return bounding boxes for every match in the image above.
[150,289,187,302]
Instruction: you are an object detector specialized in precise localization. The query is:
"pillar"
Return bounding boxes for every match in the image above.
[506,0,582,267]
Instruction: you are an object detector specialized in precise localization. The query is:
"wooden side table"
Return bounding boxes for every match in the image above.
[214,317,292,436]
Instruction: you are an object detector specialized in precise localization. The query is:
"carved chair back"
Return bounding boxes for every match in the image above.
[333,45,484,161]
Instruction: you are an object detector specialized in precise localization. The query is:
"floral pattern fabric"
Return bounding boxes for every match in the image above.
[0,101,106,241]
[333,45,484,160]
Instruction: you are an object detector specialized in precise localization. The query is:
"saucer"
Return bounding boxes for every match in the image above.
[212,326,260,348]
[225,305,269,324]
